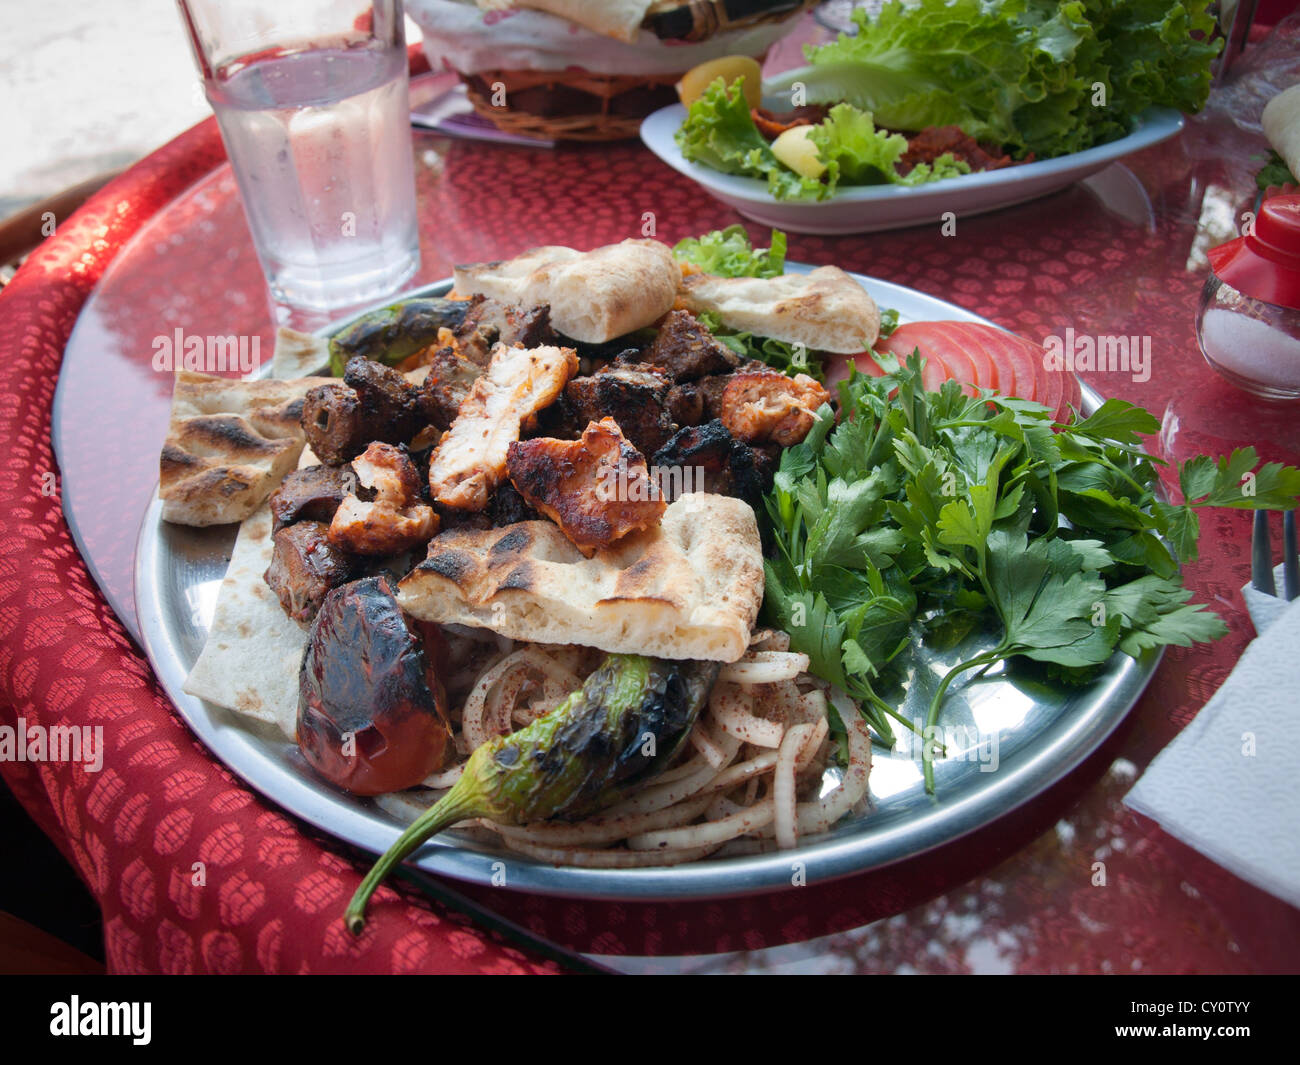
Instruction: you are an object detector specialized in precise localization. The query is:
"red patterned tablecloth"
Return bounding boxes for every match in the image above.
[3,54,1300,972]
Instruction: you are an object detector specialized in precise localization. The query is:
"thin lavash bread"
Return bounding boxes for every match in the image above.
[160,371,331,526]
[183,501,306,739]
[452,238,679,344]
[679,266,881,354]
[397,492,764,662]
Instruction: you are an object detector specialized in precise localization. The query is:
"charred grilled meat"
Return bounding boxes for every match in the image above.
[428,343,578,511]
[560,363,674,456]
[418,345,483,428]
[638,309,739,381]
[298,576,452,796]
[452,296,559,366]
[328,442,438,556]
[651,420,773,509]
[264,521,361,624]
[270,464,359,533]
[719,369,830,447]
[507,417,665,556]
[301,356,440,465]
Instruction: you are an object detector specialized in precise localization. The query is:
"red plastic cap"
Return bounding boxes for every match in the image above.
[1208,193,1300,310]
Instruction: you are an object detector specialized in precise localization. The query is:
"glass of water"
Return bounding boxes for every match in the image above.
[177,0,420,311]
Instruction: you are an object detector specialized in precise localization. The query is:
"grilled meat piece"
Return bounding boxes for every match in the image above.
[489,481,539,527]
[651,420,772,509]
[428,342,578,511]
[264,521,360,624]
[639,309,739,381]
[419,345,483,428]
[270,464,359,533]
[452,296,559,366]
[300,384,362,466]
[329,442,438,555]
[719,369,830,447]
[561,364,674,456]
[301,357,438,465]
[507,418,665,557]
[666,373,733,427]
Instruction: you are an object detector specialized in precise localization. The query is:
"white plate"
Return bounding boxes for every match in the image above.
[640,97,1183,235]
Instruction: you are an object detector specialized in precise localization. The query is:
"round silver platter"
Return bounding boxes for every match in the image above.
[134,267,1160,901]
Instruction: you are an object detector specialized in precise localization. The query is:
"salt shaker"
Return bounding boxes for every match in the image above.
[1198,193,1300,401]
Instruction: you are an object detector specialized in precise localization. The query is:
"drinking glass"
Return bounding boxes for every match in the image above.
[177,0,420,310]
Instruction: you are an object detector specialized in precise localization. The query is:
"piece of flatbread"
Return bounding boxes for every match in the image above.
[183,503,305,739]
[397,492,763,662]
[160,371,331,527]
[271,327,330,379]
[476,0,653,42]
[453,239,678,344]
[679,266,881,354]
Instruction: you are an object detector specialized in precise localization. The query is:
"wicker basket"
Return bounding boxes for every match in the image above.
[447,0,819,143]
[462,69,683,142]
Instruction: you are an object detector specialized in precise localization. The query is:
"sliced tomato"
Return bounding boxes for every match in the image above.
[918,321,995,395]
[877,323,974,395]
[880,320,1041,401]
[1054,369,1083,425]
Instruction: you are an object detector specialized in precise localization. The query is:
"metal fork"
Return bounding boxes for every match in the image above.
[1252,509,1299,601]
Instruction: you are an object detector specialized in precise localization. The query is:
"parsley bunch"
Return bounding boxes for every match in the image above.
[762,354,1300,791]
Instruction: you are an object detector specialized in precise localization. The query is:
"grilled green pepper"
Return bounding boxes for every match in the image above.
[345,653,718,934]
[328,297,472,375]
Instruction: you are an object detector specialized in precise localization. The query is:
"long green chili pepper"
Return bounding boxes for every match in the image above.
[346,653,719,934]
[328,297,472,375]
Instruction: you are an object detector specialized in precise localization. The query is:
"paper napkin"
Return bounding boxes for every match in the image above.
[1124,592,1300,909]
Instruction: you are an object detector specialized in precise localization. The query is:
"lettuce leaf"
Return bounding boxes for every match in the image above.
[771,0,1220,160]
[677,83,973,200]
[808,104,970,187]
[674,78,826,201]
[673,225,786,278]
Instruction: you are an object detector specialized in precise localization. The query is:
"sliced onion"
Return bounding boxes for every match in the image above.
[689,724,730,768]
[748,629,791,652]
[627,798,775,851]
[420,763,465,789]
[710,683,784,748]
[718,651,810,685]
[493,836,725,868]
[774,723,815,850]
[491,795,712,848]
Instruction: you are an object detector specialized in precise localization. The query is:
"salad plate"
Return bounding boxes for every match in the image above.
[134,265,1161,903]
[641,101,1184,235]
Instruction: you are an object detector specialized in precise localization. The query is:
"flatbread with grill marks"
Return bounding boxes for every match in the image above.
[396,492,762,662]
[160,371,331,527]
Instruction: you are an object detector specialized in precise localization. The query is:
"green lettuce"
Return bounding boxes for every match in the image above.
[676,82,972,201]
[673,78,826,201]
[808,104,970,187]
[768,0,1220,160]
[673,225,786,278]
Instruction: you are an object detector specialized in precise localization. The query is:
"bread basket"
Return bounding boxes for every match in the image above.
[408,0,819,142]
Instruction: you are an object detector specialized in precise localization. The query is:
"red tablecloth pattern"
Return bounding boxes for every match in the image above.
[0,121,559,974]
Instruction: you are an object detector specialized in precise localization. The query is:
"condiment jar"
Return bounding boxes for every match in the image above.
[1198,193,1300,401]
